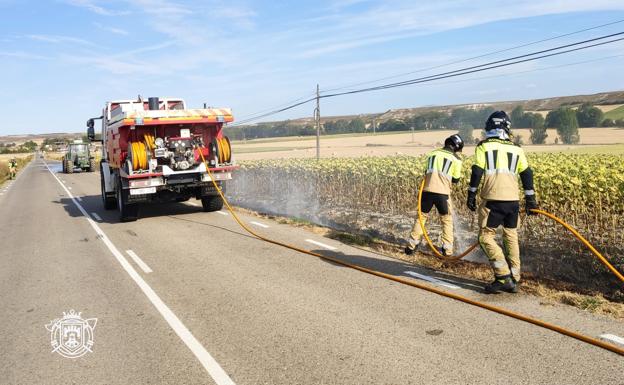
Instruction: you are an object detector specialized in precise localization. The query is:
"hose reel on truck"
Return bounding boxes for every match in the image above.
[92,96,236,221]
[212,137,232,164]
[128,134,232,173]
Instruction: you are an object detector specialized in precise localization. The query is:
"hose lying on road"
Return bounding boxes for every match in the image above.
[196,147,624,357]
[417,180,624,284]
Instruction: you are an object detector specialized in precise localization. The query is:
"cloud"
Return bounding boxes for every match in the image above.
[93,22,129,35]
[26,34,95,46]
[130,0,192,16]
[64,0,129,16]
[295,0,624,57]
[211,5,256,29]
[60,54,150,75]
[0,51,49,60]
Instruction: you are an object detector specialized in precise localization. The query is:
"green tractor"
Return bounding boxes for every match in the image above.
[63,143,96,173]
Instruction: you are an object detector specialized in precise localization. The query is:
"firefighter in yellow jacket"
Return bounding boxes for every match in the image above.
[406,134,464,256]
[8,158,17,180]
[467,111,538,294]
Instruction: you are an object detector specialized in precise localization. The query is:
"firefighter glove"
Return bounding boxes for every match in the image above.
[467,190,477,212]
[525,194,538,215]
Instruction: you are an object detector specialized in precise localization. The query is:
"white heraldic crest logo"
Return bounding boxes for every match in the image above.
[45,310,97,358]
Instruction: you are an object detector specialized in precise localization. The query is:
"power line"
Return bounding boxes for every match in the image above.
[320,34,624,98]
[320,18,624,93]
[408,54,624,88]
[229,31,624,126]
[231,96,317,126]
[234,91,317,122]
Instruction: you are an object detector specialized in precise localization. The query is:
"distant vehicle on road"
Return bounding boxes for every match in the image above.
[62,142,95,173]
[87,96,236,222]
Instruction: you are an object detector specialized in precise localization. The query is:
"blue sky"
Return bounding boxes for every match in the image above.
[0,0,623,135]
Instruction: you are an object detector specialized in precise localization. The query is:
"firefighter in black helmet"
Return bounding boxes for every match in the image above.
[406,134,464,256]
[467,111,538,293]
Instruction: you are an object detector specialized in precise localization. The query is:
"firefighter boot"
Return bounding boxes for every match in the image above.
[484,275,518,294]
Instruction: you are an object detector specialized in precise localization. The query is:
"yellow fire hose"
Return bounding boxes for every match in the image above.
[196,147,624,357]
[416,179,479,261]
[215,137,232,164]
[130,134,156,171]
[417,180,624,284]
[130,141,148,170]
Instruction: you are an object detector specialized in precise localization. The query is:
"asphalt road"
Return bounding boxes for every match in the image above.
[0,158,622,385]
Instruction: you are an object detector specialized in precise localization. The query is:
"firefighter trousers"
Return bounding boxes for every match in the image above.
[478,200,521,282]
[410,191,454,255]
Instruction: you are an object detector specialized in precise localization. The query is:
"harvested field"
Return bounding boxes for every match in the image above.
[232,127,624,160]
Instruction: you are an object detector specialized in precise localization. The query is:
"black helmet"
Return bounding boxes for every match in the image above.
[445,134,464,152]
[485,111,511,134]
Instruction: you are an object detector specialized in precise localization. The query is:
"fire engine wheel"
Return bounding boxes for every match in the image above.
[100,166,116,210]
[117,178,138,222]
[201,195,223,212]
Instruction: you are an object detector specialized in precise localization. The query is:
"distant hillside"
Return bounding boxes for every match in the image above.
[274,90,624,126]
[0,132,82,146]
[7,90,624,140]
[374,90,624,122]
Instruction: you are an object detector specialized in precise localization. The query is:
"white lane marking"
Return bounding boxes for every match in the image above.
[43,161,236,385]
[68,186,72,190]
[404,271,460,289]
[126,250,153,274]
[76,196,83,202]
[599,334,624,346]
[305,239,337,251]
[216,211,229,216]
[250,221,269,228]
[91,212,102,221]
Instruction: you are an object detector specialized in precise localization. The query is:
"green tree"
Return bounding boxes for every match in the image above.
[22,140,37,151]
[556,108,579,144]
[347,118,365,133]
[511,106,527,128]
[457,123,475,144]
[529,114,548,144]
[576,103,604,127]
[545,109,563,128]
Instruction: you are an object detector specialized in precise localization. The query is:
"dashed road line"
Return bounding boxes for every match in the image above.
[91,212,102,221]
[600,334,624,346]
[216,211,229,216]
[305,239,337,251]
[43,161,236,385]
[126,250,153,274]
[250,221,269,228]
[404,271,460,289]
[76,196,83,202]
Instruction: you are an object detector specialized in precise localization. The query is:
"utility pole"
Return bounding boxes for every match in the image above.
[315,84,320,160]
